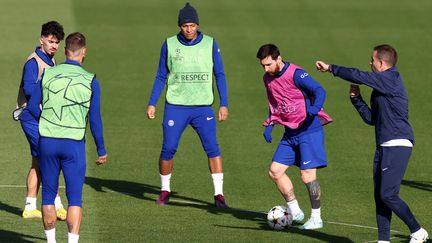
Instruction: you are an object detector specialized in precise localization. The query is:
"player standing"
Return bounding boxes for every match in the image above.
[147,2,229,208]
[316,44,428,243]
[27,32,107,243]
[16,20,67,220]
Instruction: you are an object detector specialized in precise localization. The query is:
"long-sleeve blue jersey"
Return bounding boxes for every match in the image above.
[19,47,55,122]
[280,62,327,136]
[331,64,414,145]
[27,59,106,156]
[148,31,228,107]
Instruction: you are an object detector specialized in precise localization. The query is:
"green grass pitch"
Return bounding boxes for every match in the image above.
[1,0,431,242]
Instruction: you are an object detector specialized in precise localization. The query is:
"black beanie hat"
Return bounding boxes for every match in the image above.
[178,2,199,26]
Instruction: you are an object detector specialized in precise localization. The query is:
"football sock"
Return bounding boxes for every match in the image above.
[68,232,79,243]
[287,200,301,215]
[211,173,224,195]
[45,228,56,243]
[54,196,63,209]
[311,208,321,220]
[25,197,37,210]
[160,173,172,192]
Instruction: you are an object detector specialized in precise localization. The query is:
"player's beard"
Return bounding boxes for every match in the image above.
[269,65,281,76]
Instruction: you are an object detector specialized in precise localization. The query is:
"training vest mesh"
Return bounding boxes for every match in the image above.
[39,63,94,140]
[166,34,214,105]
[16,51,55,109]
[264,64,332,128]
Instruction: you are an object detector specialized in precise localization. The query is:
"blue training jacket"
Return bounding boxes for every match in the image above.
[331,64,414,146]
[148,31,228,107]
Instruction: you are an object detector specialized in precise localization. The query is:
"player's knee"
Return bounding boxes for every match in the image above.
[161,146,177,160]
[380,189,398,205]
[268,169,283,181]
[67,199,82,208]
[203,143,220,158]
[300,170,316,184]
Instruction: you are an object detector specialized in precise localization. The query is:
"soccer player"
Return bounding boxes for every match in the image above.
[16,21,67,220]
[146,2,229,208]
[316,44,428,243]
[27,32,107,243]
[256,44,332,230]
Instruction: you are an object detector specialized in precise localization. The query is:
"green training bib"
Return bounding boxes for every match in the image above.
[166,34,214,105]
[39,63,94,140]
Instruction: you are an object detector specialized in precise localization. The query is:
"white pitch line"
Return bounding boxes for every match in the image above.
[326,221,403,233]
[363,236,399,243]
[0,185,65,189]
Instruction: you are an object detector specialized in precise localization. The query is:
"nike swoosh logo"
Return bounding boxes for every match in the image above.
[382,167,389,171]
[206,117,214,121]
[303,160,311,165]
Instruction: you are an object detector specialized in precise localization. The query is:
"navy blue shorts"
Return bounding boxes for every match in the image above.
[20,114,39,157]
[273,129,327,169]
[39,137,86,207]
[161,105,220,160]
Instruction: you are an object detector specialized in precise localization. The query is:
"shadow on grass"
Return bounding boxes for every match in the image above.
[84,177,353,242]
[85,176,262,219]
[401,180,432,192]
[0,200,22,217]
[214,222,354,242]
[392,233,410,242]
[0,230,45,242]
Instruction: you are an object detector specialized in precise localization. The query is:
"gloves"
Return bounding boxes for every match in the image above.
[263,125,274,143]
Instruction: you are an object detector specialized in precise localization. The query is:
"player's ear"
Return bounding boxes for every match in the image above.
[277,55,283,65]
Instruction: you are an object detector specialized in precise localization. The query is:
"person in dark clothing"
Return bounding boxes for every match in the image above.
[315,44,428,243]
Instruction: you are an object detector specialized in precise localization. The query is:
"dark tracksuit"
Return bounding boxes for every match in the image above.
[331,65,420,241]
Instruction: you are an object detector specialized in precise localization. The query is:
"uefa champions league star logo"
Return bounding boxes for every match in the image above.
[42,73,92,123]
[174,48,184,62]
[168,120,175,126]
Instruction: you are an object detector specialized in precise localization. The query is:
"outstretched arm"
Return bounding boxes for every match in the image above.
[316,60,391,94]
[316,61,374,125]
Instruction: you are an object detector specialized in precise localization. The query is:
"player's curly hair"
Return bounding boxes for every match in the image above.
[41,21,65,41]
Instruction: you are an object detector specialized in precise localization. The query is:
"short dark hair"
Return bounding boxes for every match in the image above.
[374,44,398,66]
[65,32,86,53]
[41,21,64,41]
[256,44,280,60]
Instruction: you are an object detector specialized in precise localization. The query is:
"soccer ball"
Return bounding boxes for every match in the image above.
[267,205,291,230]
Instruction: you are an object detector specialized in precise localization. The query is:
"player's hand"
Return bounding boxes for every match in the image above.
[263,125,274,143]
[96,154,108,165]
[147,105,156,120]
[349,84,360,98]
[218,106,229,122]
[315,61,330,72]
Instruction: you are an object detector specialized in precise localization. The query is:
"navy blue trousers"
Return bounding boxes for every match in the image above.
[373,146,420,240]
